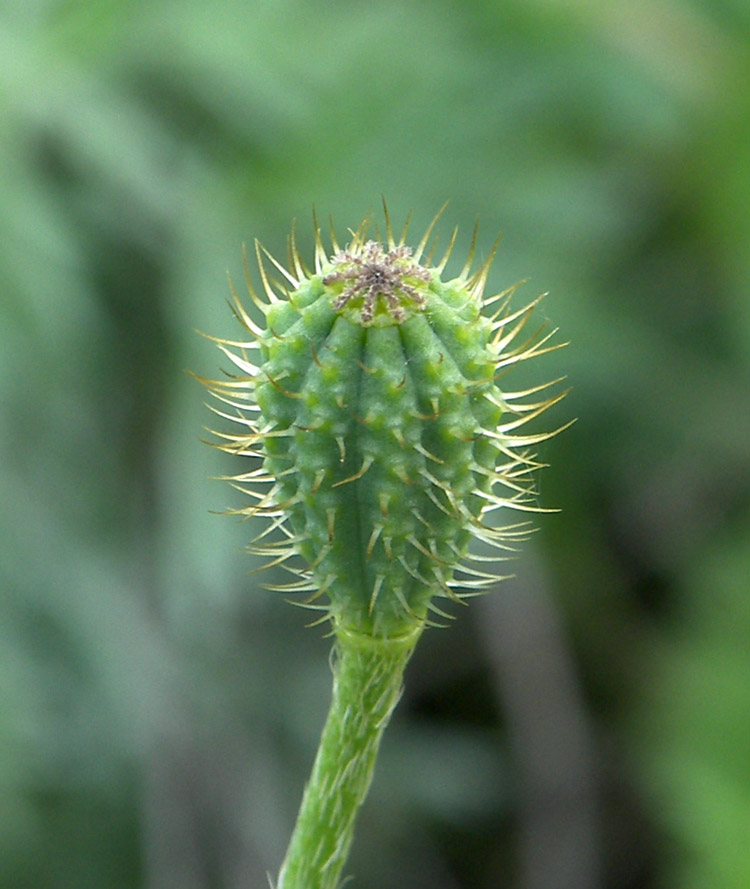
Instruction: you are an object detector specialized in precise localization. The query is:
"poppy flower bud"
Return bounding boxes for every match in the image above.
[202,207,567,640]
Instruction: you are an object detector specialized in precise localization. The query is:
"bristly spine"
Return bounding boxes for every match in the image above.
[200,205,569,640]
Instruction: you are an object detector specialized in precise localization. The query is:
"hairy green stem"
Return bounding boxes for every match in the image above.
[277,624,422,889]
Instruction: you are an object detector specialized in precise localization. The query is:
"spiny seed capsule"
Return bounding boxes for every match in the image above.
[202,208,567,639]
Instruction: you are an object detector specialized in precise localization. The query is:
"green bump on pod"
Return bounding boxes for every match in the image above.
[202,207,568,640]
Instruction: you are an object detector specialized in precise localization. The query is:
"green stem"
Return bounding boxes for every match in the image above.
[277,624,422,889]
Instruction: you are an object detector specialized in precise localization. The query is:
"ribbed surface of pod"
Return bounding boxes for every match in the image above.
[257,274,500,636]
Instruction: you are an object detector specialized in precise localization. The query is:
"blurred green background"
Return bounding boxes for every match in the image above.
[2,1,750,887]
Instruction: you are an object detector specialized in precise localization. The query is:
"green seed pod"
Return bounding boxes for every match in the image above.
[200,207,568,889]
[202,208,566,641]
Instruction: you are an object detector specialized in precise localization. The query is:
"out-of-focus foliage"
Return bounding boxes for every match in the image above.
[1,1,749,887]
